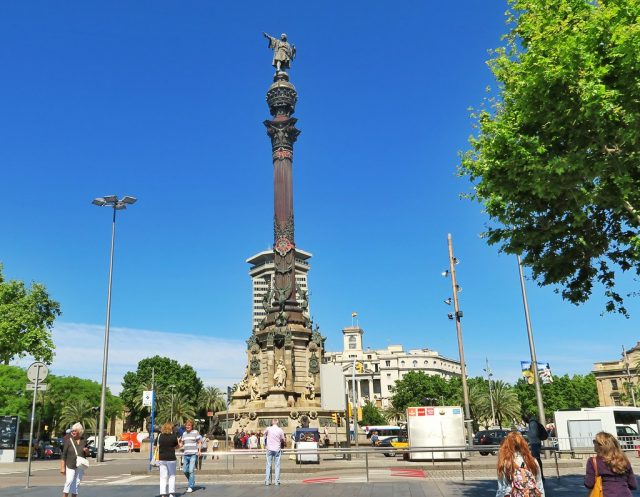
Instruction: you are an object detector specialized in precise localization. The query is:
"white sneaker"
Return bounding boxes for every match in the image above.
[186,488,193,493]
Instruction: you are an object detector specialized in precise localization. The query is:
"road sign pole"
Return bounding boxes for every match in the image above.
[26,365,41,488]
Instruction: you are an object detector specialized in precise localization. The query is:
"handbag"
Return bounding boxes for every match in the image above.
[151,443,160,467]
[589,457,603,497]
[70,439,90,470]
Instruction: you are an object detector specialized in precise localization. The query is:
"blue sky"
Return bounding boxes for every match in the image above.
[2,1,638,393]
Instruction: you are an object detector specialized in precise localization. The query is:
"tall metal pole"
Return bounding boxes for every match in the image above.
[485,358,496,428]
[623,346,637,407]
[517,255,546,427]
[25,365,41,488]
[447,234,473,447]
[97,206,117,463]
[351,358,359,448]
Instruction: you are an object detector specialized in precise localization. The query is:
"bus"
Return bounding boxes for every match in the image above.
[362,425,406,442]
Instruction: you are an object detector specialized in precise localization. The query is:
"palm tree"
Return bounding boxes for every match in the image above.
[469,382,493,429]
[156,392,195,425]
[199,386,226,432]
[57,399,97,433]
[382,403,406,425]
[490,380,521,429]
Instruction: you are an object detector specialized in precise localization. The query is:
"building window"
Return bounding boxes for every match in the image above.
[611,379,619,390]
[387,385,392,391]
[412,360,418,368]
[387,373,391,378]
[367,355,372,359]
[400,360,405,367]
[385,360,391,367]
[374,364,379,372]
[349,343,356,349]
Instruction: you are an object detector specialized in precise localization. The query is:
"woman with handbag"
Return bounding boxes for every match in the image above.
[585,431,637,497]
[60,422,89,497]
[157,422,179,497]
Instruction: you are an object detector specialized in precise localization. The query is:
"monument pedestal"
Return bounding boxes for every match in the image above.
[265,388,287,408]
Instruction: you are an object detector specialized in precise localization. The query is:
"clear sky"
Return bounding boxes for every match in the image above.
[2,1,638,394]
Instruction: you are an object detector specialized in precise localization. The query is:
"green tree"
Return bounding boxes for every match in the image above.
[460,0,640,316]
[198,386,226,433]
[490,380,521,429]
[0,365,31,419]
[121,356,203,429]
[57,399,98,432]
[0,265,61,364]
[390,372,458,412]
[360,401,386,426]
[514,373,598,420]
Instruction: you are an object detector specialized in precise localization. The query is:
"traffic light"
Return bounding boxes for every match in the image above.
[331,413,340,425]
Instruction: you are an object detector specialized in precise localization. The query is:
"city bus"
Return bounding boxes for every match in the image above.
[362,425,405,442]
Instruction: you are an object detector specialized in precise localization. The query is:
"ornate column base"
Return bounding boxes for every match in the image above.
[264,388,288,408]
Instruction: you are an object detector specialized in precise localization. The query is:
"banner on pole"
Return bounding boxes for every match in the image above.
[521,361,553,384]
[142,390,153,407]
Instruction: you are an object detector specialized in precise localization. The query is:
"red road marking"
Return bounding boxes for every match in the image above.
[302,477,339,484]
[389,469,426,478]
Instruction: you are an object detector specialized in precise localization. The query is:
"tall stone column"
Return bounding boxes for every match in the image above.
[263,72,305,329]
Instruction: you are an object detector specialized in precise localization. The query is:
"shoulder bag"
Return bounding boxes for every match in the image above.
[70,439,90,470]
[589,457,603,497]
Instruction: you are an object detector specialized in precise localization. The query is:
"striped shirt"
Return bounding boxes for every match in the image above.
[180,430,202,455]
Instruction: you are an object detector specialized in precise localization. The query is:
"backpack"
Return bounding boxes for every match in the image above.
[535,420,548,441]
[511,464,542,497]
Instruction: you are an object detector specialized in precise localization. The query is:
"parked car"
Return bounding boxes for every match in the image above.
[473,430,510,456]
[15,439,37,459]
[42,444,62,459]
[104,441,130,453]
[379,435,409,457]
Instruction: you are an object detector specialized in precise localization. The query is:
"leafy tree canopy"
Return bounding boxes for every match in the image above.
[390,372,462,411]
[0,264,61,364]
[460,0,640,316]
[0,365,121,435]
[514,373,598,420]
[120,356,203,428]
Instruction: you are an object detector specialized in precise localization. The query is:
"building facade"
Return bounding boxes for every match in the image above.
[324,326,462,408]
[592,342,640,406]
[247,248,312,331]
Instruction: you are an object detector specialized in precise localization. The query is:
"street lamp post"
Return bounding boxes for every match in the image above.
[446,234,474,448]
[483,358,496,428]
[516,255,546,429]
[169,385,176,424]
[92,195,137,462]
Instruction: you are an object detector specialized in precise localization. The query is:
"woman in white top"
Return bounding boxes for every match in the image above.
[495,431,545,497]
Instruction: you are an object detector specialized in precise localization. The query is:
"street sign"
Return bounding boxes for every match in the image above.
[142,390,153,407]
[27,362,48,383]
[26,383,47,391]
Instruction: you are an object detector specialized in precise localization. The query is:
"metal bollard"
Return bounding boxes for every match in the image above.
[460,452,465,481]
[554,449,559,478]
[365,451,369,482]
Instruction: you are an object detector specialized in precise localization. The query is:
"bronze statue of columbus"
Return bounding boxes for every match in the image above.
[263,32,296,72]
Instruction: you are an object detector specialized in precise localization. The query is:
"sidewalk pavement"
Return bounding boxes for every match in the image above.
[0,476,634,497]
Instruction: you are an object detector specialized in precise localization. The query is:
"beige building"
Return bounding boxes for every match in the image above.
[592,342,640,406]
[324,326,461,408]
[247,248,311,331]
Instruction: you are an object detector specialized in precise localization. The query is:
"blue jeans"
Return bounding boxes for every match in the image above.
[182,453,197,488]
[265,449,281,484]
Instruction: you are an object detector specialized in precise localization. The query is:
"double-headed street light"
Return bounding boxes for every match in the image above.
[93,195,137,462]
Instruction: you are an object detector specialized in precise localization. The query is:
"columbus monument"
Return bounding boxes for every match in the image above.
[217,33,333,437]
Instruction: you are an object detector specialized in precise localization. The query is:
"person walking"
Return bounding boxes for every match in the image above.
[585,431,638,496]
[211,437,219,460]
[60,422,89,497]
[496,431,544,497]
[523,414,545,481]
[157,422,179,497]
[198,434,208,470]
[179,419,202,493]
[248,431,259,459]
[370,430,380,446]
[264,419,285,486]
